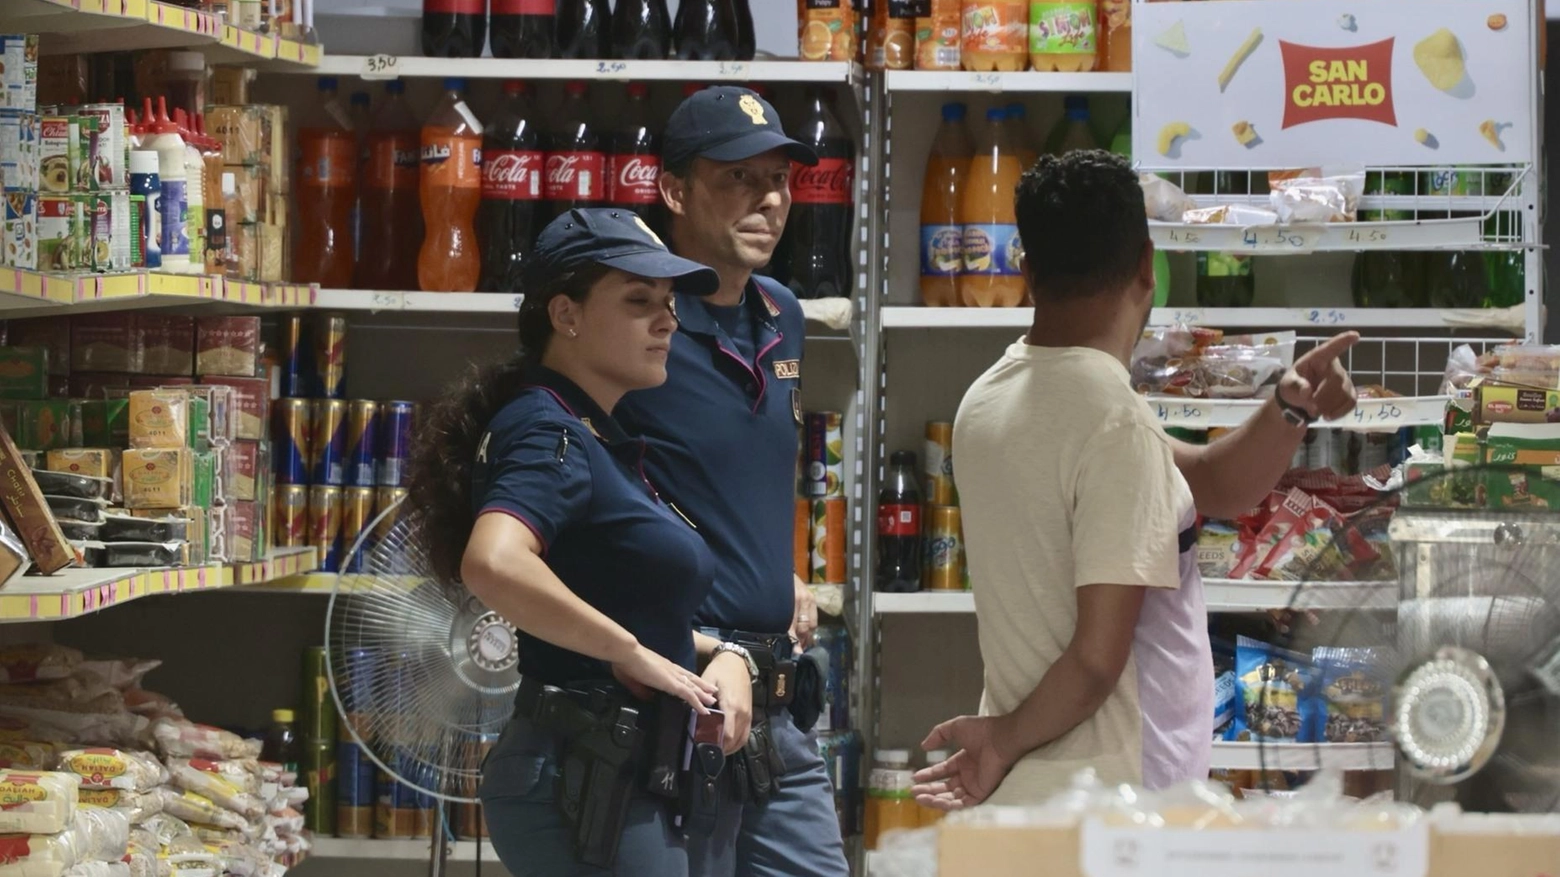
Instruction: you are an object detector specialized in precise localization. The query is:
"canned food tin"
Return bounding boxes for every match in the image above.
[338,646,379,741]
[312,398,347,486]
[809,497,847,585]
[302,738,336,836]
[309,485,343,573]
[279,314,308,398]
[273,398,311,485]
[923,504,964,591]
[313,313,347,399]
[300,645,336,742]
[341,486,375,573]
[346,400,378,488]
[376,401,414,487]
[336,741,374,839]
[923,421,956,505]
[275,484,309,548]
[803,411,844,498]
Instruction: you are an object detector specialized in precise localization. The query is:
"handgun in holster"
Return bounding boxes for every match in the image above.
[526,679,643,869]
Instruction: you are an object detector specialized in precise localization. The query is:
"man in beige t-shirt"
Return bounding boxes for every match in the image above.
[912,152,1360,809]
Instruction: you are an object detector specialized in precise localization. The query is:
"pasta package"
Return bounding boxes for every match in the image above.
[150,720,258,763]
[0,771,79,834]
[165,760,262,820]
[154,789,245,833]
[76,788,163,825]
[55,749,165,792]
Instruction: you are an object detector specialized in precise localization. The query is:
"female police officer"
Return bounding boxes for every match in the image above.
[407,208,727,876]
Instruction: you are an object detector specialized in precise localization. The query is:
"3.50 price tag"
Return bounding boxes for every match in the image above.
[361,54,399,80]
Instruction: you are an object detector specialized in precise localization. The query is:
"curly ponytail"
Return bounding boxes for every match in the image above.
[406,263,612,585]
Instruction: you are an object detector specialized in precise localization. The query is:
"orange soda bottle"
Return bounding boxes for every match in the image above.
[868,1,915,70]
[916,0,962,69]
[1029,0,1098,71]
[798,0,857,62]
[961,1,1028,71]
[294,76,357,287]
[920,102,972,308]
[1098,0,1130,71]
[356,80,423,290]
[417,78,483,293]
[958,107,1026,308]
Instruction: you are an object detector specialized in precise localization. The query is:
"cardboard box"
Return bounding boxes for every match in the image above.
[15,399,71,450]
[45,448,113,481]
[0,112,38,192]
[201,376,267,440]
[210,68,254,107]
[0,35,38,113]
[70,373,129,401]
[206,105,267,167]
[195,316,261,377]
[127,389,188,449]
[121,447,191,509]
[1482,423,1560,509]
[72,313,142,373]
[1473,378,1560,424]
[3,191,36,269]
[229,499,260,563]
[38,115,73,194]
[0,421,75,573]
[10,317,71,376]
[223,165,265,224]
[134,314,194,377]
[80,398,128,447]
[0,347,48,400]
[258,222,284,282]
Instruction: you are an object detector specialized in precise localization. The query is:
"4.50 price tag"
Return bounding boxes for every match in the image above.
[1152,400,1212,423]
[361,54,399,80]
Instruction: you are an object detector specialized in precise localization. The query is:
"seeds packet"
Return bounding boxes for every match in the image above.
[1312,646,1388,743]
[1228,635,1320,743]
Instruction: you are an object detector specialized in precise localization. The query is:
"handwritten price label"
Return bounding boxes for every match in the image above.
[1346,227,1390,244]
[1169,309,1205,325]
[594,61,630,75]
[1306,308,1348,325]
[512,295,524,310]
[361,54,399,79]
[715,61,750,78]
[972,72,1003,89]
[1153,401,1211,423]
[1349,401,1406,426]
[1164,227,1203,245]
[370,291,401,310]
[1240,225,1320,252]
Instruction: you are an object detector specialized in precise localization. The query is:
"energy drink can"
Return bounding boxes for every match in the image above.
[803,411,844,498]
[309,485,343,573]
[275,484,309,548]
[346,399,378,488]
[924,421,956,505]
[812,624,852,733]
[376,401,414,487]
[300,646,336,742]
[374,487,408,541]
[279,314,309,398]
[302,738,336,835]
[312,398,347,486]
[341,486,375,573]
[374,764,422,839]
[273,398,311,485]
[336,741,374,839]
[313,313,347,399]
[923,504,964,591]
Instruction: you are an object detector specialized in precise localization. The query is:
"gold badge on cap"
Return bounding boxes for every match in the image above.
[738,94,768,126]
[632,215,665,247]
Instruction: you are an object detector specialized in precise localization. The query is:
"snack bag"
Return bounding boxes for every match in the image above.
[1313,646,1388,743]
[1228,636,1318,743]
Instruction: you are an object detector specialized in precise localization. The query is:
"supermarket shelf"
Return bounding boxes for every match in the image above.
[310,838,486,861]
[313,289,855,330]
[873,591,974,614]
[243,571,335,593]
[1149,395,1449,430]
[882,306,1524,333]
[305,55,860,84]
[884,70,1132,93]
[0,269,315,318]
[1209,742,1395,772]
[1203,579,1397,612]
[1,0,319,67]
[0,546,317,622]
[1149,217,1500,253]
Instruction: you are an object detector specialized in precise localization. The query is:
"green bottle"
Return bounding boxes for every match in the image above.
[1110,119,1171,308]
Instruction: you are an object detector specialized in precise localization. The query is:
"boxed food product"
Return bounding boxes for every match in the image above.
[210,68,254,107]
[1482,422,1560,508]
[0,35,38,113]
[0,770,78,833]
[127,389,188,449]
[36,194,85,272]
[70,373,129,401]
[200,377,266,440]
[191,449,214,509]
[72,313,142,373]
[120,447,191,509]
[205,105,266,167]
[0,347,48,400]
[3,190,37,269]
[38,115,74,194]
[45,448,113,481]
[1473,377,1560,424]
[229,500,259,562]
[126,375,192,388]
[226,440,259,502]
[184,384,235,446]
[0,423,74,573]
[86,189,132,272]
[134,314,194,377]
[258,223,284,281]
[76,103,127,190]
[71,112,97,192]
[0,111,38,192]
[9,318,70,376]
[223,165,265,224]
[80,398,128,447]
[15,399,71,450]
[265,105,288,189]
[229,221,258,281]
[195,316,261,377]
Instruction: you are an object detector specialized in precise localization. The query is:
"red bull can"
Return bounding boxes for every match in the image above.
[280,314,309,398]
[274,398,311,485]
[312,398,347,486]
[346,399,378,488]
[376,401,415,487]
[309,485,344,572]
[342,486,375,573]
[275,484,309,548]
[374,487,408,540]
[313,314,347,399]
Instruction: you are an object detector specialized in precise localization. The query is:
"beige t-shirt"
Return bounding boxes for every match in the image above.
[954,341,1213,805]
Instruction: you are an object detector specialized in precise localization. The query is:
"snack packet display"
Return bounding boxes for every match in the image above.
[1312,647,1388,743]
[1268,167,1366,223]
[1228,636,1318,743]
[1139,174,1195,222]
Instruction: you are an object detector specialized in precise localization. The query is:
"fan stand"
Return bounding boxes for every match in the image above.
[428,804,450,877]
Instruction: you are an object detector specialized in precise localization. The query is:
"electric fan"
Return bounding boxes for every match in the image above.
[1253,465,1560,812]
[325,498,522,875]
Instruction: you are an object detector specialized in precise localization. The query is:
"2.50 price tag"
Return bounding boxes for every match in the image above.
[361,54,399,80]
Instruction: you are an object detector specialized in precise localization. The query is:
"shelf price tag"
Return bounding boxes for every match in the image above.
[1347,400,1407,427]
[1168,308,1204,325]
[714,61,750,79]
[971,71,1003,89]
[1160,226,1203,246]
[594,60,630,76]
[370,291,402,310]
[361,54,400,80]
[1151,399,1212,424]
[1305,308,1348,326]
[1239,224,1320,253]
[1346,226,1389,244]
[512,295,524,310]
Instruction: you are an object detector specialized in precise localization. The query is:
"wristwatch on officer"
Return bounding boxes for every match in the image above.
[712,642,760,682]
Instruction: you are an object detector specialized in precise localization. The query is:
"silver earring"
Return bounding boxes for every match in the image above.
[568,329,579,338]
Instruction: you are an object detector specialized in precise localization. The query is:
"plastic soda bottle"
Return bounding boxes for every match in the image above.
[294,77,356,287]
[958,107,1026,307]
[915,0,962,69]
[357,81,423,291]
[1029,0,1097,71]
[961,1,1028,72]
[417,78,483,293]
[921,102,972,307]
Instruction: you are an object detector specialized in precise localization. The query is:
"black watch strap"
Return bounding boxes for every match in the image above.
[1274,386,1315,427]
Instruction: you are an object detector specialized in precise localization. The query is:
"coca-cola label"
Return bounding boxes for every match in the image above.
[482,150,544,200]
[422,0,483,13]
[608,154,661,205]
[791,157,854,205]
[490,0,552,11]
[877,503,921,537]
[544,152,605,202]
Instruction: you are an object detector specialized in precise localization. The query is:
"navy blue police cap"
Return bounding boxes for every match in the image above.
[529,208,721,299]
[663,86,819,170]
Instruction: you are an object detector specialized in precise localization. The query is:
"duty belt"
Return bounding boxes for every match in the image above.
[705,628,796,709]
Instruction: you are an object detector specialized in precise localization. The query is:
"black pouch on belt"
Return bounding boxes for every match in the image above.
[549,689,644,869]
[787,646,828,733]
[740,720,776,801]
[679,735,725,836]
[640,696,688,801]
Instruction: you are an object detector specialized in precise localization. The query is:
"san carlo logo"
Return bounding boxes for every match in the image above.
[1280,38,1397,130]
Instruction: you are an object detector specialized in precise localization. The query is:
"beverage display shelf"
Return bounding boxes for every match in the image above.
[1151,395,1450,430]
[315,288,853,327]
[884,70,1132,93]
[882,306,1523,332]
[300,55,860,84]
[1,0,319,67]
[1149,217,1514,253]
[873,580,1395,615]
[1208,741,1395,772]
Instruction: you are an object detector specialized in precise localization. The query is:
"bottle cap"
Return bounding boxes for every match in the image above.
[1064,95,1090,119]
[443,77,467,91]
[147,97,180,135]
[502,79,528,96]
[318,76,338,91]
[272,709,294,723]
[385,80,406,95]
[941,102,966,121]
[986,106,1007,122]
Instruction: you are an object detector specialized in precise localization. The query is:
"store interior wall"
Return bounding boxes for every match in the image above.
[1545,22,1557,343]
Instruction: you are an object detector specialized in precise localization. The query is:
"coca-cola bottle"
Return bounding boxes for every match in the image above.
[611,0,671,60]
[556,0,611,59]
[733,0,755,60]
[780,87,855,299]
[875,451,922,593]
[420,0,484,57]
[544,82,606,220]
[607,83,662,222]
[673,0,738,61]
[479,81,544,294]
[491,0,554,59]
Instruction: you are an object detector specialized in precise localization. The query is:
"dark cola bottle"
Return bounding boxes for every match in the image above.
[490,0,554,59]
[543,82,606,221]
[673,0,738,61]
[875,451,922,593]
[780,87,856,299]
[606,83,662,223]
[733,0,755,60]
[556,0,611,58]
[421,0,484,57]
[479,81,544,293]
[611,0,671,59]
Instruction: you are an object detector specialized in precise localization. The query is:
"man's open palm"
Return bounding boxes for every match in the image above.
[910,715,1017,812]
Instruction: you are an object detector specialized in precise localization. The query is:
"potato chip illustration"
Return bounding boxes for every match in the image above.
[1414,28,1466,92]
[1479,119,1504,150]
[1157,122,1191,156]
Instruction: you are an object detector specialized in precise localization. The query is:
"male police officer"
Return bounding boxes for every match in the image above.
[615,87,849,877]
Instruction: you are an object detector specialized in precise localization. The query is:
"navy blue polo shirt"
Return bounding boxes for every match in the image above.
[616,276,805,635]
[472,366,715,683]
